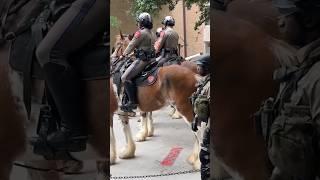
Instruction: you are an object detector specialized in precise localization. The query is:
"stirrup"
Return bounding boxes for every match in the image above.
[116,108,136,117]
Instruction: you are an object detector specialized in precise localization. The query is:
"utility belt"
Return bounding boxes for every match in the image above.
[162,48,178,55]
[135,49,155,61]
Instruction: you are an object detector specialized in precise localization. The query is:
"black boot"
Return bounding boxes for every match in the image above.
[119,81,138,116]
[42,62,87,152]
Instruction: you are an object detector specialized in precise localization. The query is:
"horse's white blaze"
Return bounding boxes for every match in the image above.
[110,127,116,164]
[119,116,136,159]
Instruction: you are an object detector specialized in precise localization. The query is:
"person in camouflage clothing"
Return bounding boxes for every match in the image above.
[191,54,210,180]
[257,0,320,179]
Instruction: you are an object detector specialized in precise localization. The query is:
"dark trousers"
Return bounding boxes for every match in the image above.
[36,0,107,67]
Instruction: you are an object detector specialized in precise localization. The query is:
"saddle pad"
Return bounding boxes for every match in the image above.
[133,63,159,86]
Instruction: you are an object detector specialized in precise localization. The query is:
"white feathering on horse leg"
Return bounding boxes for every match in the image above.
[110,127,116,165]
[147,112,154,137]
[135,114,148,142]
[119,116,136,159]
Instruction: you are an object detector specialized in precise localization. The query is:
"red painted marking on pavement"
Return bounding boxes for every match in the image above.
[160,146,183,166]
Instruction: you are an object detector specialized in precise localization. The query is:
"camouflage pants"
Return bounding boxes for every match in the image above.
[200,127,210,180]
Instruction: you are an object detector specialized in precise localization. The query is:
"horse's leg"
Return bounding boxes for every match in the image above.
[110,119,116,164]
[95,161,108,180]
[174,95,201,170]
[135,111,148,142]
[147,112,154,137]
[171,106,182,119]
[119,115,136,159]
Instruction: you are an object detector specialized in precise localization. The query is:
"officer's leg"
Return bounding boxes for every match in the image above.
[119,60,149,115]
[35,0,107,151]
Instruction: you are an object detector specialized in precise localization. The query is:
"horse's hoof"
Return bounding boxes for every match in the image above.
[147,128,154,137]
[110,155,116,165]
[135,132,147,142]
[187,154,196,165]
[119,146,135,159]
[171,112,182,119]
[193,159,201,170]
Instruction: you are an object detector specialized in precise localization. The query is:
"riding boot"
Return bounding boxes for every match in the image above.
[119,81,138,117]
[42,62,87,152]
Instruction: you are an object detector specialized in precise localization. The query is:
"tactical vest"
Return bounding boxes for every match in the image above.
[191,75,210,131]
[255,57,320,178]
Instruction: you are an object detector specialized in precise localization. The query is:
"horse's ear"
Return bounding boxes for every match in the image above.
[119,29,124,40]
[128,33,134,40]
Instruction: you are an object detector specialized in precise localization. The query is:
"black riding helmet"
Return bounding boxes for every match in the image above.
[162,16,175,26]
[137,12,153,29]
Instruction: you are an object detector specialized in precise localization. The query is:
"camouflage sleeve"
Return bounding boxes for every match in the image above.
[154,31,167,53]
[123,31,143,55]
[311,79,320,122]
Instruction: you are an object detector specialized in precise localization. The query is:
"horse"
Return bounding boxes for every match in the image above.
[0,0,111,179]
[211,9,289,180]
[110,33,203,169]
[225,0,281,38]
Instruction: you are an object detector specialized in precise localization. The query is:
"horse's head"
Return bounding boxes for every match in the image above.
[110,30,133,72]
[111,30,131,59]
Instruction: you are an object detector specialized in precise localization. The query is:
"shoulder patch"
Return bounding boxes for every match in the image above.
[134,31,141,38]
[160,31,165,37]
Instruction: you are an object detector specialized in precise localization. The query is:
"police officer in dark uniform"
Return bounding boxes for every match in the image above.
[258,0,320,179]
[191,54,210,180]
[117,12,156,116]
[34,0,106,151]
[154,16,179,66]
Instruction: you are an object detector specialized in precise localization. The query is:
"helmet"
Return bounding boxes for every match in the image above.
[156,27,163,37]
[162,16,175,26]
[137,12,153,29]
[196,54,210,67]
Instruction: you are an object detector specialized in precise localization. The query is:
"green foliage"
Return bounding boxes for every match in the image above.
[110,16,121,28]
[130,0,209,30]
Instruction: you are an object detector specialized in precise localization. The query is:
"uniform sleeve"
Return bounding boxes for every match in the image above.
[123,31,143,55]
[154,31,167,53]
[310,79,320,122]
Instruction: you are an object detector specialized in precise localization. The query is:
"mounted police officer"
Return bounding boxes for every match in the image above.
[154,16,180,66]
[191,54,210,180]
[117,12,156,116]
[155,27,163,39]
[257,0,320,179]
[32,0,106,151]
